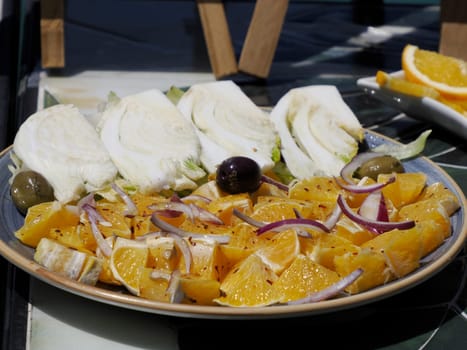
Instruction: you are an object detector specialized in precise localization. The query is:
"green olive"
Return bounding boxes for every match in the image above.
[10,170,55,215]
[354,155,405,181]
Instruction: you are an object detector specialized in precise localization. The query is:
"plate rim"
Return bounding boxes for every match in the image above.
[1,131,466,320]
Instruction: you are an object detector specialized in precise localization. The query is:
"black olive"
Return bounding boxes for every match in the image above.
[10,170,55,215]
[216,156,262,194]
[354,155,405,181]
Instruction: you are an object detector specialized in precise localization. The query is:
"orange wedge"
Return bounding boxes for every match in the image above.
[402,44,467,99]
[376,70,440,99]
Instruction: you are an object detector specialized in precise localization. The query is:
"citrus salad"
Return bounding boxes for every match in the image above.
[12,150,460,307]
[8,79,461,307]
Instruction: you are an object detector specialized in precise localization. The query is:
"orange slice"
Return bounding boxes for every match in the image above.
[110,237,149,295]
[274,254,341,303]
[15,201,80,247]
[254,229,300,275]
[376,70,440,99]
[214,253,280,307]
[402,44,467,99]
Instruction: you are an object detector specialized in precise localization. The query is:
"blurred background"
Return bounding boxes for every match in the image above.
[0,0,442,149]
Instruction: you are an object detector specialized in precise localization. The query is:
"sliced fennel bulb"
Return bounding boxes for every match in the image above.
[97,89,205,193]
[12,104,118,203]
[270,85,363,179]
[177,81,279,174]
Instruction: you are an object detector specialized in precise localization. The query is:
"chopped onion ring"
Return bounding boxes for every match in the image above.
[150,213,230,244]
[286,268,363,305]
[337,194,414,234]
[335,174,395,193]
[166,269,184,304]
[256,218,330,235]
[260,175,289,192]
[180,194,212,204]
[166,232,192,273]
[150,199,223,225]
[340,151,386,184]
[233,208,265,228]
[358,190,389,222]
[82,204,113,257]
[111,183,138,217]
[323,204,342,231]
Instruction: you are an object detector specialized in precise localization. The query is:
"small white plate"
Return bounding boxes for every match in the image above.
[357,71,467,140]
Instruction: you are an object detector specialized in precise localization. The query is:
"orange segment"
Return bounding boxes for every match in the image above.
[15,201,80,247]
[334,248,394,294]
[180,276,221,305]
[255,229,300,275]
[398,198,452,256]
[274,254,341,303]
[207,193,253,226]
[376,70,440,99]
[184,237,229,280]
[47,225,95,254]
[93,201,132,239]
[361,227,423,278]
[418,182,460,216]
[138,267,171,302]
[251,197,322,223]
[300,233,360,271]
[378,172,427,209]
[402,44,467,99]
[214,253,281,307]
[146,236,179,271]
[227,222,276,251]
[333,216,374,245]
[110,237,149,295]
[288,176,341,220]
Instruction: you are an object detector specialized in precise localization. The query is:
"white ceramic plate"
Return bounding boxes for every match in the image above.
[0,131,466,319]
[357,71,467,140]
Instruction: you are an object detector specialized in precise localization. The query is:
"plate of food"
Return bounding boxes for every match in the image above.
[0,81,466,319]
[357,44,467,140]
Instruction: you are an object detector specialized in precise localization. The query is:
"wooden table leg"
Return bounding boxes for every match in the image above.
[439,0,467,61]
[197,0,238,79]
[40,0,65,68]
[238,0,289,79]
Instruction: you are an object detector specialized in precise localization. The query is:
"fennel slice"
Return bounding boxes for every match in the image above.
[269,94,323,179]
[289,102,346,176]
[177,81,277,173]
[99,89,204,193]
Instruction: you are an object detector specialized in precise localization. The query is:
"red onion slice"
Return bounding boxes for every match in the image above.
[82,204,113,257]
[150,200,223,225]
[111,183,138,217]
[256,218,330,235]
[337,194,414,234]
[358,191,389,222]
[233,208,265,228]
[150,213,231,244]
[180,194,212,204]
[286,268,363,305]
[166,269,184,303]
[335,175,395,193]
[260,175,289,192]
[323,204,342,231]
[340,152,386,184]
